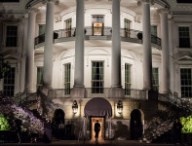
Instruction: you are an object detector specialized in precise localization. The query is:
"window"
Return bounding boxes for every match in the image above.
[151,25,157,36]
[179,27,190,48]
[180,68,192,98]
[92,61,104,93]
[64,63,71,95]
[124,18,131,37]
[152,68,159,91]
[151,25,158,45]
[65,18,72,37]
[92,15,104,36]
[37,67,43,89]
[125,64,131,95]
[6,26,17,47]
[3,67,15,97]
[38,24,46,35]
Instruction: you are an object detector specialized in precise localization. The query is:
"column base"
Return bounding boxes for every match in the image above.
[71,87,86,98]
[108,87,124,98]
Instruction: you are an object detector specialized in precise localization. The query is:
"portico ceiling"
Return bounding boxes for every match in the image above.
[54,0,192,14]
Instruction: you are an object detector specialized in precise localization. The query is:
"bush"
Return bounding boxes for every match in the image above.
[0,114,10,131]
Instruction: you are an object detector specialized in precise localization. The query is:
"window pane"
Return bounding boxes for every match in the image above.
[125,64,131,95]
[65,18,72,37]
[3,67,15,97]
[180,68,192,98]
[92,61,104,93]
[92,15,104,36]
[6,26,17,47]
[39,24,46,35]
[37,67,43,89]
[152,68,159,91]
[179,27,190,48]
[64,63,71,95]
[151,25,157,36]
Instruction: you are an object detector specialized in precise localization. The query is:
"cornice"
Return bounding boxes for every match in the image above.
[26,0,58,9]
[26,0,43,9]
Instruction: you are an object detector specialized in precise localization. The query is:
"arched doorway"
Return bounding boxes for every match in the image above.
[52,109,65,139]
[84,98,112,142]
[130,109,143,140]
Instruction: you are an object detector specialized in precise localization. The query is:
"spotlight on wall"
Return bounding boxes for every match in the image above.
[117,100,123,115]
[72,100,78,115]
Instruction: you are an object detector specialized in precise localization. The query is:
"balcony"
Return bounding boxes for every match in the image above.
[34,27,161,49]
[48,88,147,100]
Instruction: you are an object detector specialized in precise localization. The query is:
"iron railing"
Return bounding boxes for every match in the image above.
[34,27,161,48]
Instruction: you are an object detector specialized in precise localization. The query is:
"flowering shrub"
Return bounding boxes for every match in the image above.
[180,115,192,134]
[0,93,44,135]
[0,114,10,131]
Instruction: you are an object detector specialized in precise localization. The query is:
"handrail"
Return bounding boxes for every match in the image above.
[48,88,147,100]
[34,27,161,48]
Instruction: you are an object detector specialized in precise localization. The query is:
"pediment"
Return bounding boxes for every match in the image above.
[178,55,192,62]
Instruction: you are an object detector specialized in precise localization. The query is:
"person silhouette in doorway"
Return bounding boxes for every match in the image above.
[94,120,101,143]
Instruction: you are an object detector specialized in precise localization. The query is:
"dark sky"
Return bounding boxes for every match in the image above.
[177,0,192,3]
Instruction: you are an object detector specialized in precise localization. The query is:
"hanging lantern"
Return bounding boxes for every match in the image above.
[72,100,78,115]
[117,100,123,115]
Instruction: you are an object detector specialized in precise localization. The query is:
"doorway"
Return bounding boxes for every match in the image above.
[91,117,104,142]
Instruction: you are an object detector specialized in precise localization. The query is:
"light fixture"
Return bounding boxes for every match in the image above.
[72,100,78,115]
[117,100,123,115]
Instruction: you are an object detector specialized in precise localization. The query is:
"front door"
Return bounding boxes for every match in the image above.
[91,117,104,142]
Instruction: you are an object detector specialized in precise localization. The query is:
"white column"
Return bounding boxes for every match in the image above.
[111,0,121,88]
[21,16,28,93]
[43,1,54,89]
[26,9,37,93]
[160,9,169,94]
[74,0,84,88]
[142,0,152,90]
[71,0,85,98]
[168,16,174,94]
[109,0,123,98]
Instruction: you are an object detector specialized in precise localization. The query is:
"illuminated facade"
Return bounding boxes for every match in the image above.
[0,0,192,140]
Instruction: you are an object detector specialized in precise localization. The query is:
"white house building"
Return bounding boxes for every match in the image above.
[0,0,192,140]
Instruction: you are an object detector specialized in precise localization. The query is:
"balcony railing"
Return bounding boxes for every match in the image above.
[48,88,147,100]
[34,27,161,48]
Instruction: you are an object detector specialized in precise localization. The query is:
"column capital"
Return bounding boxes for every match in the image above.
[158,8,169,15]
[42,0,58,5]
[27,8,38,14]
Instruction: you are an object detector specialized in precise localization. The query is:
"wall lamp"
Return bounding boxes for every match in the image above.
[72,100,78,115]
[117,100,123,115]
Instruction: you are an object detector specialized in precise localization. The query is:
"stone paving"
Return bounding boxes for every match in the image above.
[0,140,188,146]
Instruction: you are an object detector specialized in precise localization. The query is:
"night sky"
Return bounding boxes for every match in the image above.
[177,0,192,3]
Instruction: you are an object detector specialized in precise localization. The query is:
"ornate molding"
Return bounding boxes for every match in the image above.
[158,8,169,14]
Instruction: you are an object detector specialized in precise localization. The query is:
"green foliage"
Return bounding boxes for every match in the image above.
[180,115,192,134]
[0,114,11,131]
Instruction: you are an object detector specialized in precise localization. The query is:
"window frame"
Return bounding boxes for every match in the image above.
[152,67,159,91]
[92,15,104,36]
[64,18,72,37]
[124,18,131,37]
[5,25,18,47]
[64,63,71,95]
[91,61,104,94]
[3,67,15,97]
[178,26,191,48]
[36,66,44,89]
[180,68,192,98]
[124,63,131,96]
